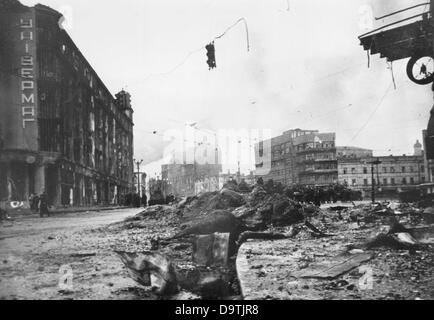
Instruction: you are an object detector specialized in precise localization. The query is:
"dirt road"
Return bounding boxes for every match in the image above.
[0,208,150,300]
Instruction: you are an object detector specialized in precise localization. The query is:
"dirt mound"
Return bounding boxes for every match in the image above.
[247,186,268,207]
[236,193,306,229]
[271,200,304,226]
[205,189,245,210]
[182,192,218,216]
[173,210,241,239]
[125,205,177,222]
[182,189,245,219]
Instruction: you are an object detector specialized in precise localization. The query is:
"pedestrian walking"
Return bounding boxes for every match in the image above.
[0,197,11,220]
[39,192,50,217]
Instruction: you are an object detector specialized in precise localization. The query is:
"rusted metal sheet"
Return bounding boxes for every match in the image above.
[193,233,230,266]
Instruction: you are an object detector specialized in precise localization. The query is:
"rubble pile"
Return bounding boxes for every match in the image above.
[118,205,182,230]
[110,186,318,299]
[108,183,434,300]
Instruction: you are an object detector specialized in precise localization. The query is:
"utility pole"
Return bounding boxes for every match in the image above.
[376,160,381,187]
[368,159,382,203]
[134,159,143,205]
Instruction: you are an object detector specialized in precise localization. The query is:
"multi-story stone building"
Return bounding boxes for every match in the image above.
[338,142,426,198]
[423,129,434,183]
[0,0,134,207]
[294,132,337,186]
[254,129,338,186]
[161,133,223,197]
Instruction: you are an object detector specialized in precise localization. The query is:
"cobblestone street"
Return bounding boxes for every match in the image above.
[0,208,145,300]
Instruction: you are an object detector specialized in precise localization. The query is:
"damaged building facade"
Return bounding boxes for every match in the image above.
[254,129,426,197]
[0,1,134,207]
[161,136,222,197]
[161,163,222,198]
[254,129,338,186]
[338,142,426,198]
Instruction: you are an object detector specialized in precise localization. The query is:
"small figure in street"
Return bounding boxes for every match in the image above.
[0,197,11,221]
[39,191,50,218]
[29,193,39,213]
[29,193,34,211]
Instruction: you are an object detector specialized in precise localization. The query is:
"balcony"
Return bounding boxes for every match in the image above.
[296,147,336,156]
[359,10,432,62]
[297,158,337,164]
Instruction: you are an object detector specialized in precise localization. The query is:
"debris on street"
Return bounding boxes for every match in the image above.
[104,182,434,300]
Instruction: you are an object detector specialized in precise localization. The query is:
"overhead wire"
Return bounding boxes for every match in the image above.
[140,17,250,82]
[348,82,393,144]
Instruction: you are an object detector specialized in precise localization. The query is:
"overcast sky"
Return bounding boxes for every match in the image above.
[22,0,433,176]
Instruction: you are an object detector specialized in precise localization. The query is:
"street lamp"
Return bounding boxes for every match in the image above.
[134,159,143,205]
[367,158,382,203]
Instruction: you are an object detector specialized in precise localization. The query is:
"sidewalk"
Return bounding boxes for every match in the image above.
[7,205,131,218]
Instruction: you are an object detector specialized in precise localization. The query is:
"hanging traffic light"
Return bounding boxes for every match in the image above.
[206,42,216,70]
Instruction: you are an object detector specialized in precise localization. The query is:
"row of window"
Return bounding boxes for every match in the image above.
[343,176,425,186]
[272,169,292,177]
[295,142,335,152]
[342,165,424,175]
[303,153,335,161]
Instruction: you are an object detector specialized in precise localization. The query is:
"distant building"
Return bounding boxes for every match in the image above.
[338,142,426,198]
[423,129,434,184]
[161,139,222,197]
[162,163,222,197]
[254,129,337,186]
[0,1,134,206]
[414,140,423,157]
[294,132,337,186]
[422,110,434,194]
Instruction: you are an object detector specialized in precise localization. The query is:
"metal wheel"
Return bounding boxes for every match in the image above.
[406,54,434,85]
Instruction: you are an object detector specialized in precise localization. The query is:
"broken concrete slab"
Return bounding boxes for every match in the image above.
[409,225,434,244]
[291,253,373,279]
